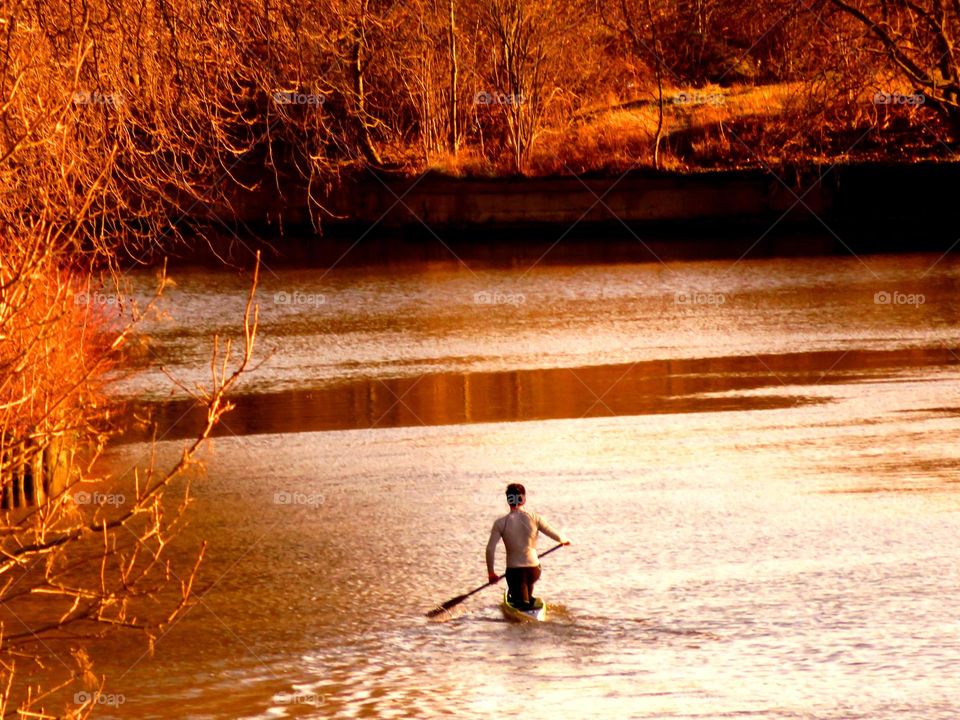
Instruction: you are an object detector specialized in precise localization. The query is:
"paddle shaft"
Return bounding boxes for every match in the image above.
[426,543,566,617]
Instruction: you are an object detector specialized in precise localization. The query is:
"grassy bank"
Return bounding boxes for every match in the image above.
[422,81,950,178]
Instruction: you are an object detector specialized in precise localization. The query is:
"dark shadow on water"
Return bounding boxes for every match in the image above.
[120,346,958,442]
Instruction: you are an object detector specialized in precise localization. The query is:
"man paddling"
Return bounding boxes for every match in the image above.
[486,483,570,610]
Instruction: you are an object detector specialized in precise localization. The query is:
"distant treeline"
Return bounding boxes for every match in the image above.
[2,0,959,243]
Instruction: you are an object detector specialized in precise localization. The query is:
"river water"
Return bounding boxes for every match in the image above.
[91,251,960,719]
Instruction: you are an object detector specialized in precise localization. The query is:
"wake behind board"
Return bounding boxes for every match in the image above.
[501,589,546,622]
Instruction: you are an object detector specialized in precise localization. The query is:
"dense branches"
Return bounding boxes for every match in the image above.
[824,0,960,132]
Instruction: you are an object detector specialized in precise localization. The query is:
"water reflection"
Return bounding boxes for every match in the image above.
[125,347,957,441]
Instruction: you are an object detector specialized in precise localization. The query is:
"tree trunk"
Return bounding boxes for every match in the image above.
[448,0,459,155]
[642,0,664,168]
[353,3,383,166]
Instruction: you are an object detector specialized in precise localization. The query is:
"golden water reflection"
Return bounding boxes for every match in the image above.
[127,347,957,441]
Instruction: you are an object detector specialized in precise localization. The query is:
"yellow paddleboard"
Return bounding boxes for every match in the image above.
[501,589,546,622]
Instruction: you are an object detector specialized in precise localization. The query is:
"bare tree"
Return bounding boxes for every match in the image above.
[448,0,460,155]
[479,0,581,172]
[597,0,670,167]
[0,0,275,712]
[823,0,960,134]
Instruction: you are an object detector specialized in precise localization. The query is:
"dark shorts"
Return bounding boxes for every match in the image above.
[505,565,542,609]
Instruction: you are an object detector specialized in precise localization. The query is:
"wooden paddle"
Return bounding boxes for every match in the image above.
[425,543,566,618]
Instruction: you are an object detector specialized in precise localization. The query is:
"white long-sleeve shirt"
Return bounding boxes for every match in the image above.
[486,509,566,572]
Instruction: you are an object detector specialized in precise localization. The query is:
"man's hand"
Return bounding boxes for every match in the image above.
[488,571,500,584]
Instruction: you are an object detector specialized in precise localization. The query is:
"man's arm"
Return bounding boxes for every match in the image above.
[537,514,570,545]
[486,520,502,579]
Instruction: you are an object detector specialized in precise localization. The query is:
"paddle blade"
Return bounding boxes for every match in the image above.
[425,592,470,618]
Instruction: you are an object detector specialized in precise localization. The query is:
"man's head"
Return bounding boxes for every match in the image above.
[506,483,526,507]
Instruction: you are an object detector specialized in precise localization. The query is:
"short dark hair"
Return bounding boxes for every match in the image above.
[506,483,526,506]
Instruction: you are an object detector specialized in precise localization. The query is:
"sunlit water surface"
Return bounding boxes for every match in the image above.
[87,252,960,719]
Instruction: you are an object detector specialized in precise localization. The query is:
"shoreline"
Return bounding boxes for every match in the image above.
[169,161,960,267]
